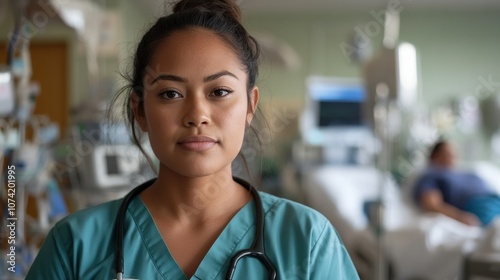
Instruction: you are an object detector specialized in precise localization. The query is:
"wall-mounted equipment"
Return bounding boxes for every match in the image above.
[0,67,15,117]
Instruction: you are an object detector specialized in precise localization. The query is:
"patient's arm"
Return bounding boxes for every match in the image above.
[419,190,481,226]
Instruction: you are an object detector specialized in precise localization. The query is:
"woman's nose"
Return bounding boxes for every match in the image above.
[182,97,211,127]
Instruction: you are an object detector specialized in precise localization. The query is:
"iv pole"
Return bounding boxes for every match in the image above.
[363,8,401,280]
[372,82,392,280]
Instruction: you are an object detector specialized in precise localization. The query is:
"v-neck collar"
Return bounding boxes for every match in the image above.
[128,194,256,280]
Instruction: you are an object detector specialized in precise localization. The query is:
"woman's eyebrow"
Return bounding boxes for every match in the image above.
[151,74,186,84]
[151,70,238,85]
[204,70,239,82]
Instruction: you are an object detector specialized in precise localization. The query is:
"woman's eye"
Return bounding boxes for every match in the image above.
[211,88,232,97]
[159,90,181,99]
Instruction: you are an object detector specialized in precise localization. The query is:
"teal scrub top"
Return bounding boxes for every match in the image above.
[26,191,359,279]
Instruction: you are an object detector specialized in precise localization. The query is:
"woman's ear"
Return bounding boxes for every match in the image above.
[130,92,148,132]
[246,86,259,126]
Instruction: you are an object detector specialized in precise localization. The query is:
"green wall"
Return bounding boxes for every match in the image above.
[400,10,500,105]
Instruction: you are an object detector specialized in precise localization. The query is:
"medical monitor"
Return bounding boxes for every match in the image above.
[298,77,375,165]
[306,76,365,127]
[300,77,370,146]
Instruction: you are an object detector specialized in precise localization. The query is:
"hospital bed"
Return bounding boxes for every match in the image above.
[300,162,500,280]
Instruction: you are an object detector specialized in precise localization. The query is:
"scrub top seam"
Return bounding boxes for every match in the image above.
[309,218,329,253]
[127,199,169,280]
[52,226,72,279]
[261,192,281,215]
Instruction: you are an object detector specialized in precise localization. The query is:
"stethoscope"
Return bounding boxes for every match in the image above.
[114,177,277,280]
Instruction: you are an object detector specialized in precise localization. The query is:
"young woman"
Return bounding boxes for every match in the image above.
[26,0,359,279]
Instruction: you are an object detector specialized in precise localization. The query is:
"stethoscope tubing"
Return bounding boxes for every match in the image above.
[114,178,152,280]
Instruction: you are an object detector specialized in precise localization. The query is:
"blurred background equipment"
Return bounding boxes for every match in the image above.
[480,94,500,162]
[297,76,376,166]
[0,1,129,278]
[256,33,301,71]
[67,116,155,208]
[0,67,15,117]
[50,0,105,93]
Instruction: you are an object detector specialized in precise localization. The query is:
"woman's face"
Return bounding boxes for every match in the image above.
[133,27,258,178]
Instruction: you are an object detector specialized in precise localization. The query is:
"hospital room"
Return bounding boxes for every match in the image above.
[1,0,500,279]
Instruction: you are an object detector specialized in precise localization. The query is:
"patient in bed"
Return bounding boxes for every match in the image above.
[413,140,500,227]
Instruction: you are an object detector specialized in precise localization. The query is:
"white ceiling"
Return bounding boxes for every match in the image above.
[142,0,500,14]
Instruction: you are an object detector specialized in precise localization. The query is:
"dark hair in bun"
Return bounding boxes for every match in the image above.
[113,0,262,171]
[173,0,242,22]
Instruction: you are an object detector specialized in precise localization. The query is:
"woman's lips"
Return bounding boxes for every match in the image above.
[178,135,217,151]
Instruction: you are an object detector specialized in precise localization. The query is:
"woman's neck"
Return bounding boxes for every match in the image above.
[140,165,252,227]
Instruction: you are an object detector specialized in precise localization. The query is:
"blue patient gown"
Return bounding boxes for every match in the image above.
[26,192,359,279]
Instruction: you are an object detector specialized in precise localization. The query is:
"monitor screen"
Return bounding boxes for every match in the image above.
[105,154,120,175]
[318,101,363,127]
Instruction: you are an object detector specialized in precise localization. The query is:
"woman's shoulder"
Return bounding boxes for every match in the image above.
[51,199,122,237]
[258,191,353,276]
[260,191,327,217]
[259,192,334,238]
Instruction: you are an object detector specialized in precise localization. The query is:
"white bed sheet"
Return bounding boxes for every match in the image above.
[301,164,497,280]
